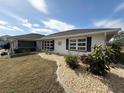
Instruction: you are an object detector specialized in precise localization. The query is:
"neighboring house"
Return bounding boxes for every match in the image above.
[0,35,11,41]
[38,28,121,55]
[8,33,44,54]
[0,35,11,46]
[0,40,6,47]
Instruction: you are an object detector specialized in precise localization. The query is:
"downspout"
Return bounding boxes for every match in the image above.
[16,40,18,49]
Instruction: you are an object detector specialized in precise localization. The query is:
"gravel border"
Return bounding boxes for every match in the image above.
[39,53,124,93]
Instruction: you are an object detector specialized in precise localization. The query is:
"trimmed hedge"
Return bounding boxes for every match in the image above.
[14,48,36,53]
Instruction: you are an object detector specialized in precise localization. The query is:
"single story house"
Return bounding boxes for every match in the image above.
[8,33,44,54]
[8,28,121,55]
[37,28,121,55]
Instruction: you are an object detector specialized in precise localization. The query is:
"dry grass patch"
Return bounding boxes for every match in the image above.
[0,55,64,93]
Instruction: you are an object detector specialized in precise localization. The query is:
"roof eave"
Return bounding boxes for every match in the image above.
[38,29,120,40]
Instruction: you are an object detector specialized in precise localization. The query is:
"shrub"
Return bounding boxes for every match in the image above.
[65,55,79,69]
[107,43,121,63]
[14,49,22,53]
[80,54,93,65]
[120,53,124,64]
[45,50,52,55]
[14,48,35,53]
[88,45,118,76]
[21,48,30,53]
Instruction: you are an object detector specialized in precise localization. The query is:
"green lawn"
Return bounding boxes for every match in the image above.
[0,55,64,93]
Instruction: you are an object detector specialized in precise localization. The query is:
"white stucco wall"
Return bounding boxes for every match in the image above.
[36,41,42,51]
[91,33,106,51]
[9,40,18,54]
[10,40,18,49]
[54,33,106,55]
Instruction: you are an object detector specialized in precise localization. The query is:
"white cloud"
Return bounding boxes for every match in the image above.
[0,10,52,34]
[93,19,124,29]
[0,20,12,31]
[31,28,54,34]
[22,19,32,28]
[0,20,23,32]
[9,13,26,23]
[21,18,76,34]
[0,9,26,23]
[22,19,41,29]
[114,2,124,13]
[33,24,40,27]
[21,19,53,34]
[12,26,23,32]
[0,25,14,31]
[28,0,48,14]
[0,25,23,31]
[0,20,8,25]
[42,19,76,31]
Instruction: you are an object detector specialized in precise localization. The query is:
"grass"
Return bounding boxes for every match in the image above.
[0,55,64,93]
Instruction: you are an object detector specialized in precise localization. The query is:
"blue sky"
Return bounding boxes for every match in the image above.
[0,0,124,36]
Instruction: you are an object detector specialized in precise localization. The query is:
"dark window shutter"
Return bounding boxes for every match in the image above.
[53,40,54,51]
[87,37,92,52]
[42,40,44,50]
[66,39,69,50]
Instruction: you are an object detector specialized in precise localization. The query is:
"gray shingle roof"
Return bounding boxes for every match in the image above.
[10,33,45,40]
[41,28,121,39]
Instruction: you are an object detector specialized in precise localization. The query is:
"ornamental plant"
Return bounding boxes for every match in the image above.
[88,45,119,76]
[65,55,79,69]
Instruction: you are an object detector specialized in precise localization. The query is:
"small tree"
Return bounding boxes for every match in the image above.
[107,43,121,63]
[88,45,118,76]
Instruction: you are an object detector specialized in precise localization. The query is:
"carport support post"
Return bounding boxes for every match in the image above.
[104,32,107,47]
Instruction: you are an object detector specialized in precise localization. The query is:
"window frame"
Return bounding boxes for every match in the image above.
[42,40,54,51]
[69,38,87,52]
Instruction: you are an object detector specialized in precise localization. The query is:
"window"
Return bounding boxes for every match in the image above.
[78,43,86,46]
[69,38,87,51]
[42,40,54,51]
[78,39,86,42]
[77,38,86,51]
[69,39,76,50]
